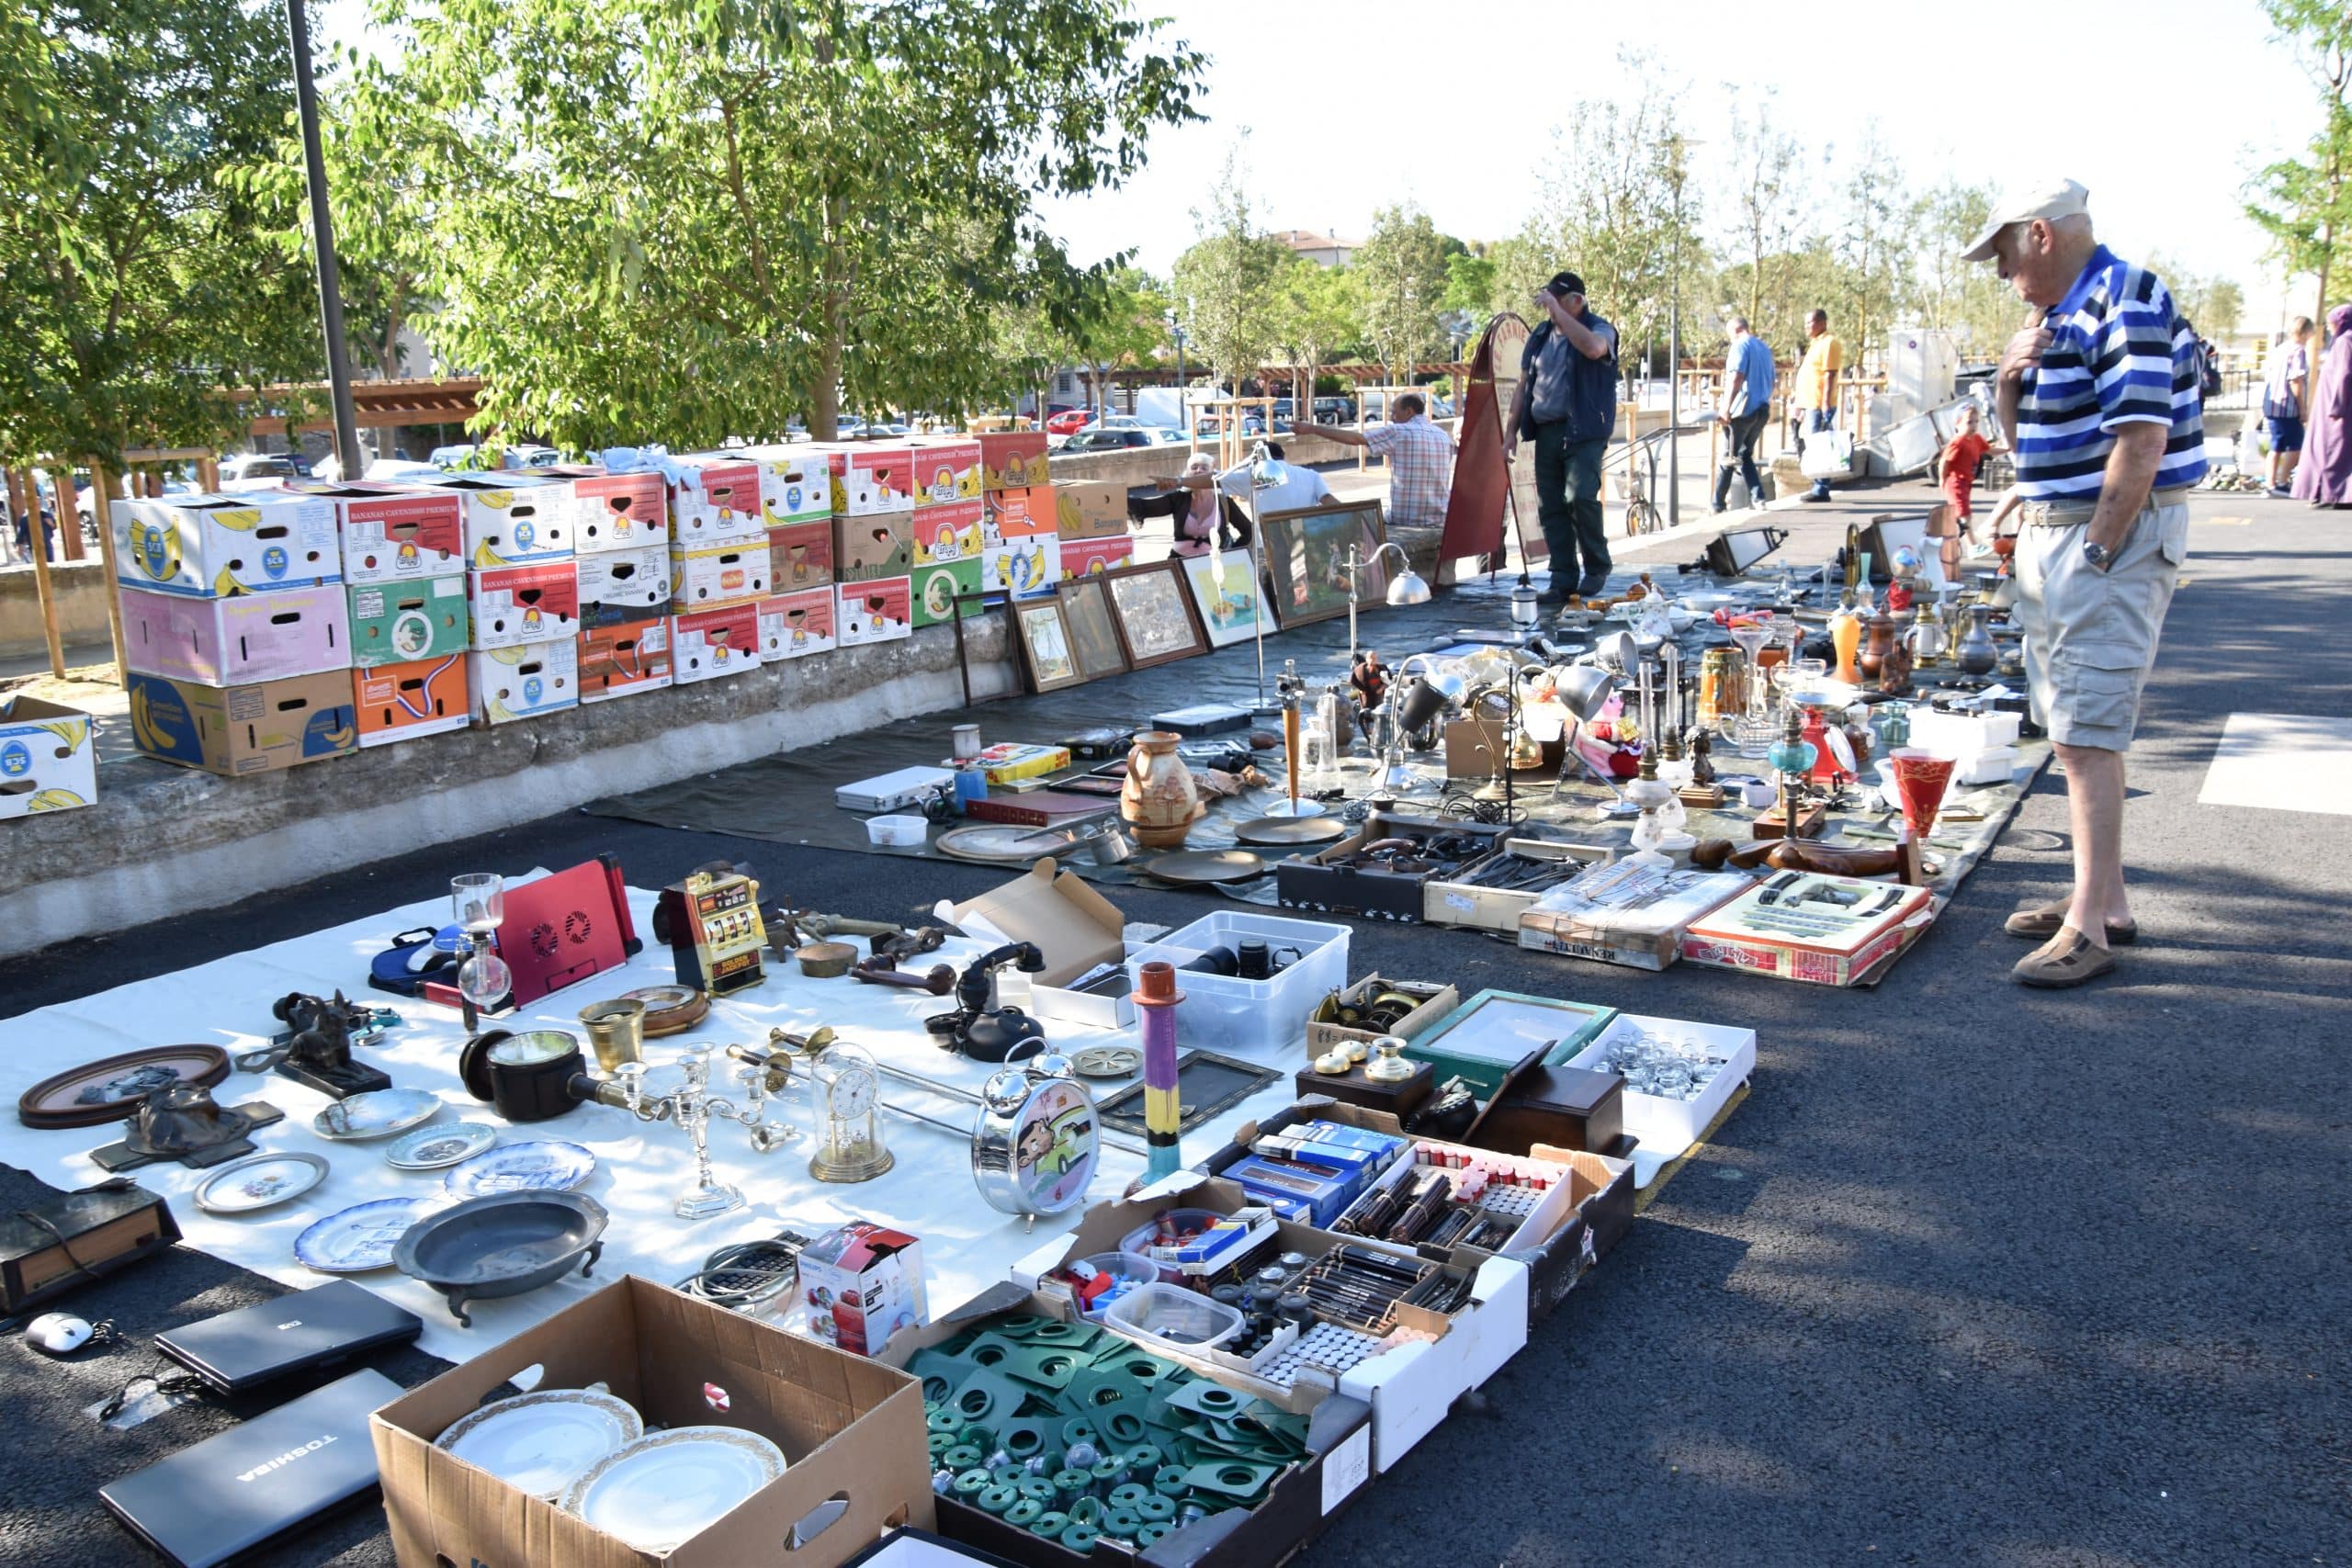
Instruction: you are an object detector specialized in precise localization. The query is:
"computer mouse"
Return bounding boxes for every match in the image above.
[26,1312,93,1354]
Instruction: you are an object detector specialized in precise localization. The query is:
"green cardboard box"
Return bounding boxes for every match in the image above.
[348,574,469,668]
[910,557,983,627]
[1405,988,1620,1100]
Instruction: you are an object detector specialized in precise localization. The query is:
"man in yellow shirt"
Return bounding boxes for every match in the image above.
[1794,308,1844,502]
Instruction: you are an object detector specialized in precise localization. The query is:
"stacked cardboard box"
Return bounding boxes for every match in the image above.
[297,481,471,749]
[984,478,1060,598]
[665,454,770,685]
[826,439,914,647]
[428,471,580,727]
[1054,476,1134,580]
[112,489,358,774]
[565,468,674,704]
[740,445,836,664]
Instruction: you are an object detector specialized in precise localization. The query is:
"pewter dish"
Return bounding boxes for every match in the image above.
[560,1426,787,1552]
[443,1139,595,1198]
[435,1387,643,1499]
[194,1151,328,1214]
[393,1190,607,1325]
[386,1122,498,1171]
[312,1087,441,1141]
[295,1195,438,1272]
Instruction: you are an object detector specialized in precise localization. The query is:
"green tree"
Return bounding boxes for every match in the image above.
[0,0,324,469]
[345,0,1204,446]
[1354,202,1453,384]
[1069,265,1170,418]
[1270,256,1361,407]
[1828,126,1918,378]
[1170,145,1288,395]
[1719,96,1805,337]
[2247,0,2352,392]
[1443,252,1497,320]
[1914,181,2022,355]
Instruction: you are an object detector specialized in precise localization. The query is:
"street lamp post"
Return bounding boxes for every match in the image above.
[285,0,362,479]
[1168,310,1189,440]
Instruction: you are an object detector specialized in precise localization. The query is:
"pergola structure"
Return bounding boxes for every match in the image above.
[232,376,484,437]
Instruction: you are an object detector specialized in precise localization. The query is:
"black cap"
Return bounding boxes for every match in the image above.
[1547,271,1586,297]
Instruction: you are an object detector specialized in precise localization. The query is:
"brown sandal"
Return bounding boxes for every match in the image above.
[2005,900,2137,944]
[2011,927,2117,988]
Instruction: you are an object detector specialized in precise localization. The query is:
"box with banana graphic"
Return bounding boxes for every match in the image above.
[0,695,98,818]
[419,472,573,566]
[111,490,341,599]
[128,671,356,775]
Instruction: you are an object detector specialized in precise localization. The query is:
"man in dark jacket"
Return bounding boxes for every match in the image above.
[1505,270,1619,601]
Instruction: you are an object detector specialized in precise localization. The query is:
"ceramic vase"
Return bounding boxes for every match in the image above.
[1955,604,1998,676]
[1831,611,1863,686]
[1120,730,1204,849]
[1859,614,1896,682]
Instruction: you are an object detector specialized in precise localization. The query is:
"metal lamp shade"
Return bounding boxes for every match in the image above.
[1549,664,1617,721]
[1387,567,1433,607]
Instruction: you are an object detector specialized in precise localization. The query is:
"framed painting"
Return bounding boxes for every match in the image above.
[1258,500,1388,627]
[1013,598,1084,693]
[1057,576,1131,682]
[1102,560,1208,670]
[1179,548,1269,649]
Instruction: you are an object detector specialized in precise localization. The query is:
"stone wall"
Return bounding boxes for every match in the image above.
[0,560,112,660]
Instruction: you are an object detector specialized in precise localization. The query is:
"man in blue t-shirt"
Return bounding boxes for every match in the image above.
[1506,271,1619,602]
[1712,317,1776,513]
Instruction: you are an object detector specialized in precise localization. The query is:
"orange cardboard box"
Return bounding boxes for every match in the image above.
[353,654,469,747]
[581,617,673,703]
[985,484,1057,542]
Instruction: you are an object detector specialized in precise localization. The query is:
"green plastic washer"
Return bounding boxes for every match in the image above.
[1137,1522,1171,1545]
[954,1469,992,1497]
[1109,1483,1150,1510]
[1090,1456,1125,1482]
[1060,1417,1099,1450]
[1102,1409,1148,1446]
[1062,1523,1101,1553]
[1104,1506,1143,1537]
[1137,1495,1176,1522]
[1006,1499,1044,1528]
[1017,1476,1056,1503]
[928,1432,956,1458]
[1052,1468,1091,1496]
[978,1484,1020,1515]
[1031,1510,1069,1540]
[944,1444,983,1471]
[1154,1467,1192,1497]
[1125,1443,1163,1478]
[926,1408,959,1434]
[1069,1495,1104,1527]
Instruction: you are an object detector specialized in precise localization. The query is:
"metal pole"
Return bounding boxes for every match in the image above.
[1668,298,1680,525]
[286,0,362,478]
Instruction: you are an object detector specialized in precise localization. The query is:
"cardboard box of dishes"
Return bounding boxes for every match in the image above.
[373,1275,933,1568]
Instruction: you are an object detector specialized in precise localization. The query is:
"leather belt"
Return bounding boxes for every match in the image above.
[2019,486,2189,526]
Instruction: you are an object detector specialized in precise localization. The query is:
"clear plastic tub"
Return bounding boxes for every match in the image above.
[1069,1251,1159,1320]
[1118,1208,1226,1280]
[1101,1281,1244,1350]
[865,814,927,848]
[1123,909,1350,1055]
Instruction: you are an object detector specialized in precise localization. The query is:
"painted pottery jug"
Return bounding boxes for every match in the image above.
[1858,614,1896,682]
[1955,604,1998,675]
[1120,730,1204,849]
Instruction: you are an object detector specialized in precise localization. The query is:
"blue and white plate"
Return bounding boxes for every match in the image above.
[295,1196,438,1272]
[387,1121,498,1171]
[444,1140,596,1199]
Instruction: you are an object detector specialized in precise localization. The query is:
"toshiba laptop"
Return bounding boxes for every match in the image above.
[99,1367,398,1568]
[154,1280,420,1395]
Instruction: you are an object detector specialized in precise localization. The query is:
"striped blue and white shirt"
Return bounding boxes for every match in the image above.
[2015,244,2207,501]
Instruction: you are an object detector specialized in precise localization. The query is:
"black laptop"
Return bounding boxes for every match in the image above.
[100,1367,399,1568]
[155,1280,421,1395]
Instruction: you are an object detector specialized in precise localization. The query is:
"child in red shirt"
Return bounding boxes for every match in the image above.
[1932,402,2005,579]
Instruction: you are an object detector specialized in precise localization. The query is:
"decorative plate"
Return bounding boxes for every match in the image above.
[1069,1046,1142,1080]
[17,1045,233,1130]
[1230,815,1349,847]
[444,1140,596,1199]
[561,1427,788,1552]
[193,1151,330,1215]
[435,1387,643,1499]
[387,1122,499,1171]
[312,1087,443,1141]
[624,986,709,1037]
[1134,849,1269,886]
[934,823,1093,864]
[294,1195,437,1272]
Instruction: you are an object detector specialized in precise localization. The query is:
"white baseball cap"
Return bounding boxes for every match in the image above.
[1960,179,2091,262]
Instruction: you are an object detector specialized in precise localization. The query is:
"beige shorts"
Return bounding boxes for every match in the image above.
[2013,496,2188,750]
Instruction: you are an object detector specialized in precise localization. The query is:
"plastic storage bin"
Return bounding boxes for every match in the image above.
[1122,910,1350,1056]
[1101,1282,1243,1350]
[865,814,927,847]
[1069,1251,1161,1320]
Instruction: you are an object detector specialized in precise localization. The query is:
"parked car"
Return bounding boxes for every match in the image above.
[220,452,308,490]
[1045,408,1097,436]
[1061,426,1184,452]
[364,458,448,484]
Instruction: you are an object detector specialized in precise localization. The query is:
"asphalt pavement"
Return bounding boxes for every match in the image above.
[2,480,2345,1567]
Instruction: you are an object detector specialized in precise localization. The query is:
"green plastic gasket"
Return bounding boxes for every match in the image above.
[1017,1475,1056,1503]
[943,1443,984,1471]
[954,1469,992,1496]
[926,1408,960,1435]
[1062,1523,1101,1553]
[1125,1443,1162,1477]
[1069,1496,1103,1527]
[928,1432,956,1458]
[1136,1522,1171,1545]
[1154,1467,1192,1497]
[1090,1456,1126,1481]
[1007,1498,1044,1527]
[1109,1483,1150,1509]
[1184,1461,1281,1499]
[1028,1318,1084,1341]
[1163,1381,1249,1419]
[1137,1494,1176,1522]
[978,1484,1020,1515]
[1059,1417,1099,1450]
[1104,1506,1143,1537]
[998,1418,1051,1459]
[1052,1469,1091,1495]
[948,1369,1025,1427]
[1102,1409,1148,1445]
[1031,1510,1069,1540]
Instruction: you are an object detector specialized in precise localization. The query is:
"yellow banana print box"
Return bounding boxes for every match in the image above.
[419,471,573,566]
[127,671,356,775]
[112,490,341,598]
[0,695,98,818]
[909,436,984,507]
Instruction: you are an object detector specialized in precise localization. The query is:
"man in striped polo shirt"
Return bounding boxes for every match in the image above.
[1962,179,2204,988]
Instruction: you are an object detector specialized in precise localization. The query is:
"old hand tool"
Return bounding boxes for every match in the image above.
[764,906,922,952]
[869,924,953,963]
[852,955,956,995]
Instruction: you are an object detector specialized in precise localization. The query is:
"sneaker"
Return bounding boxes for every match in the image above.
[1800,491,1831,504]
[1710,504,1728,515]
[2004,899,2138,944]
[2267,485,2292,497]
[1576,577,1613,599]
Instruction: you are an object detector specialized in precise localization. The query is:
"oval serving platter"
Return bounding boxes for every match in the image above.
[294,1195,439,1273]
[443,1140,597,1199]
[312,1087,443,1142]
[194,1151,329,1215]
[386,1121,499,1171]
[17,1045,232,1131]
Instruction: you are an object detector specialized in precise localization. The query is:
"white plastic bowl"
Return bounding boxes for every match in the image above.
[865,815,927,848]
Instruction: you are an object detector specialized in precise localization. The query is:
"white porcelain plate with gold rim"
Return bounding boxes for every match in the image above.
[561,1426,787,1551]
[436,1387,643,1500]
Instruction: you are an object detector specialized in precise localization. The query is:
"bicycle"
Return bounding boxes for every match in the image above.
[1616,429,1669,536]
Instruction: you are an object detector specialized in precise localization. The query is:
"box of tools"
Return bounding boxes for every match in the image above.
[1275,812,1510,924]
[1421,839,1618,932]
[1516,862,1750,970]
[1679,874,1934,987]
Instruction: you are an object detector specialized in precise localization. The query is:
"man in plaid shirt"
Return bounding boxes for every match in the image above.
[1293,391,1456,529]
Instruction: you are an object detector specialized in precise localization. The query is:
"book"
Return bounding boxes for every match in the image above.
[959,791,1117,829]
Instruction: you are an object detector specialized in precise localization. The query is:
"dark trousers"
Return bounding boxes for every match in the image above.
[1532,421,1611,592]
[1713,406,1769,510]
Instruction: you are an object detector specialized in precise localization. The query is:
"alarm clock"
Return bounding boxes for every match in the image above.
[971,1049,1100,1222]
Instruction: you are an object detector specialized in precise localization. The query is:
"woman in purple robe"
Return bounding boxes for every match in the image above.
[2292,303,2352,505]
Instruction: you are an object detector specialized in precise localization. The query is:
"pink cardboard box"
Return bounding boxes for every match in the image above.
[908,437,982,507]
[759,588,837,661]
[820,442,913,516]
[469,560,580,649]
[121,582,350,684]
[670,603,762,683]
[767,520,834,592]
[559,468,671,555]
[1060,536,1134,580]
[836,579,911,646]
[910,499,984,567]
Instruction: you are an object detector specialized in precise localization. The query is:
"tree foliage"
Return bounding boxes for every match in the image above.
[0,0,325,467]
[1269,255,1360,396]
[342,0,1204,446]
[1170,146,1288,392]
[1353,202,1453,381]
[2246,0,2352,353]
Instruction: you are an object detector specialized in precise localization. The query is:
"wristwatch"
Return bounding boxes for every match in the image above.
[2082,539,2112,571]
